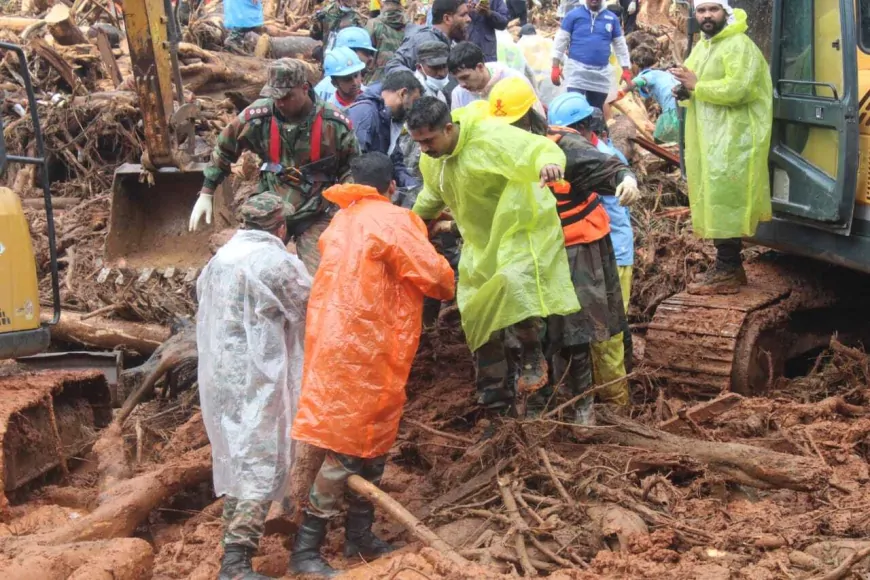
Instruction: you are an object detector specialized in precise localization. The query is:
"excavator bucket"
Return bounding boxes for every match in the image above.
[104,162,234,269]
[0,370,111,504]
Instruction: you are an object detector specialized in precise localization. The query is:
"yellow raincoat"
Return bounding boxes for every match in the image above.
[682,9,773,239]
[412,107,580,352]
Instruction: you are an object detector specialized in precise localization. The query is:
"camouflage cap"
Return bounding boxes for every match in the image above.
[417,41,449,67]
[239,192,288,231]
[260,59,308,99]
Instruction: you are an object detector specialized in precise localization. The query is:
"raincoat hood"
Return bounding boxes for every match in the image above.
[412,105,580,351]
[292,185,454,458]
[706,7,744,38]
[682,6,771,239]
[323,183,385,207]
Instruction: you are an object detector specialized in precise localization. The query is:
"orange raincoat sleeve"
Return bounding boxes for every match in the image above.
[292,185,455,458]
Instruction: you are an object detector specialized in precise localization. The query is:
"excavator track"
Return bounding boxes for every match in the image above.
[645,258,866,397]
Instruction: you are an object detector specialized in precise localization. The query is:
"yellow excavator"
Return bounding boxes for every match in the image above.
[105,0,232,268]
[646,0,870,395]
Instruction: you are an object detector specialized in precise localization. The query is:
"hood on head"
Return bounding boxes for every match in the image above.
[323,183,384,207]
[708,7,746,40]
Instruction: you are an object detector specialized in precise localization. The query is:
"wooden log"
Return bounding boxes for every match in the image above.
[0,16,42,32]
[347,475,471,567]
[31,40,80,92]
[45,4,89,46]
[21,197,80,210]
[42,311,170,355]
[95,28,122,87]
[578,410,832,492]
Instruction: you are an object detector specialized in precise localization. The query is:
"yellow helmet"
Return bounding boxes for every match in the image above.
[488,76,537,124]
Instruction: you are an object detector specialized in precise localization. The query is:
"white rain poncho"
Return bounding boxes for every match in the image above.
[196,229,312,501]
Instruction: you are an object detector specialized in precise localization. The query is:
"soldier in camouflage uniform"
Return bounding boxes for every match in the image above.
[366,0,407,84]
[189,59,360,275]
[311,0,367,51]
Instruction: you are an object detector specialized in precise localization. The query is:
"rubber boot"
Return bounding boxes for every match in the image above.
[219,545,270,580]
[516,346,549,394]
[344,503,396,559]
[687,264,748,295]
[288,514,340,578]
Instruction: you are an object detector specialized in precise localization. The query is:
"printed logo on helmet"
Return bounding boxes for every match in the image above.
[493,99,507,117]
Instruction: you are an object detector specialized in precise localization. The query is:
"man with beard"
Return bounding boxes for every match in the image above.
[384,0,471,76]
[669,0,772,294]
[551,0,632,110]
[407,96,580,426]
[348,70,424,189]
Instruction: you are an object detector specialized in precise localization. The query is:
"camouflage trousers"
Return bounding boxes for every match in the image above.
[293,213,333,276]
[306,451,387,520]
[475,317,544,411]
[221,497,272,550]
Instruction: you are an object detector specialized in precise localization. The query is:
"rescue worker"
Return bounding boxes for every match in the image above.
[623,46,680,143]
[413,41,451,103]
[447,41,543,114]
[467,0,509,63]
[547,93,636,405]
[670,0,772,294]
[488,80,636,423]
[335,27,378,81]
[385,0,471,76]
[189,60,360,275]
[551,0,632,110]
[407,96,580,419]
[367,0,407,84]
[311,0,366,50]
[197,193,312,580]
[313,46,367,111]
[348,70,424,189]
[223,0,263,53]
[290,152,455,577]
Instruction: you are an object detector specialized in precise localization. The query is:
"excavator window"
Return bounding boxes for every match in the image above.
[860,0,870,52]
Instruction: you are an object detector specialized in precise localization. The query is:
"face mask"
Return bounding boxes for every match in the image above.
[425,75,450,91]
[339,4,353,11]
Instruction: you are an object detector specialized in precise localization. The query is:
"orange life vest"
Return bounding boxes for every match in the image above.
[547,127,611,247]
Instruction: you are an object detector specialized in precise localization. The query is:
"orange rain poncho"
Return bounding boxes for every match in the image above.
[292,184,455,458]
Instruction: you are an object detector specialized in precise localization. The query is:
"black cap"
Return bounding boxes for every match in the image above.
[520,24,536,36]
[417,40,449,66]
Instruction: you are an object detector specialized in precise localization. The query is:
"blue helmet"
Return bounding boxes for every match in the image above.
[324,46,366,78]
[335,26,377,53]
[547,92,594,127]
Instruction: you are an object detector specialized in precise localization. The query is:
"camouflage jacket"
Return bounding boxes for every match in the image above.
[203,96,360,219]
[366,9,406,84]
[310,3,366,47]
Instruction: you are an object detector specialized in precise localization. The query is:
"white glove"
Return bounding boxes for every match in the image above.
[628,0,637,14]
[189,193,213,231]
[615,175,640,207]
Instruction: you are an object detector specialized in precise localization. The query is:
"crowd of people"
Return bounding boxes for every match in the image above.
[191,0,774,577]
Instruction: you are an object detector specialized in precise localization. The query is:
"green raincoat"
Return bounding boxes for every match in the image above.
[682,9,773,239]
[412,107,580,352]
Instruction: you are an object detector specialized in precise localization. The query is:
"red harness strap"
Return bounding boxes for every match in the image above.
[269,108,326,165]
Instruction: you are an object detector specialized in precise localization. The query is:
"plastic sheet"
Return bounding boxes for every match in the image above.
[412,107,581,352]
[196,230,312,501]
[292,185,455,458]
[682,9,773,239]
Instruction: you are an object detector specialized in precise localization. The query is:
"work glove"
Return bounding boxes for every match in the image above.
[615,175,640,207]
[621,69,634,84]
[189,193,213,231]
[551,66,562,86]
[628,0,636,14]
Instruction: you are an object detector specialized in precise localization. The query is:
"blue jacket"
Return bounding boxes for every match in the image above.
[595,139,634,267]
[561,6,623,67]
[347,85,419,189]
[468,0,510,62]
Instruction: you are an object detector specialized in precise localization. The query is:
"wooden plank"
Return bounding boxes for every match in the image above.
[95,28,122,87]
[659,393,744,435]
[415,464,500,521]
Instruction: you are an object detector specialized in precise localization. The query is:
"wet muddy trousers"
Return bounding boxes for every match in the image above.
[222,497,272,551]
[714,238,743,271]
[528,344,594,422]
[474,317,545,410]
[306,451,387,520]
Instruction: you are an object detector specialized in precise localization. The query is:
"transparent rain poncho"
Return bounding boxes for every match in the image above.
[196,230,312,501]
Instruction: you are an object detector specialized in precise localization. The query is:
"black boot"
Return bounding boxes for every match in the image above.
[218,544,269,580]
[344,502,396,559]
[288,514,339,578]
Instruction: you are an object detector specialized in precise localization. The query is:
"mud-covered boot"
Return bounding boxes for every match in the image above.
[219,545,269,580]
[572,396,596,426]
[288,514,339,578]
[344,503,396,559]
[687,264,748,295]
[516,347,549,394]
